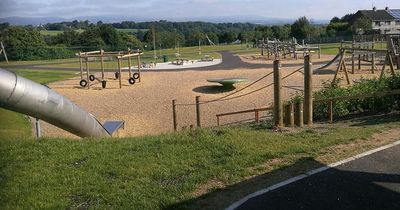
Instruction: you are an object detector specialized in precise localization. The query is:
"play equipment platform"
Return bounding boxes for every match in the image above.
[207,77,248,87]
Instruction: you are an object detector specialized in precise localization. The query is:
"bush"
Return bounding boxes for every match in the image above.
[311,75,400,120]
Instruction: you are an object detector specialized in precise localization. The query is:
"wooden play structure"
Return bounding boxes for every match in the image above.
[332,37,399,85]
[76,49,143,89]
[259,38,321,59]
[0,41,8,64]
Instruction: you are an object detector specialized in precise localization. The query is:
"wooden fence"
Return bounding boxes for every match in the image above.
[216,106,273,126]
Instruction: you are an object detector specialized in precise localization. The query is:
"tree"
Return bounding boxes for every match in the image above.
[121,34,142,50]
[291,16,312,39]
[99,24,122,50]
[351,16,372,34]
[1,26,47,60]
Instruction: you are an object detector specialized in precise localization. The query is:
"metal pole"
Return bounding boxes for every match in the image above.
[273,60,283,127]
[195,96,201,127]
[35,118,41,138]
[172,99,177,131]
[304,55,313,126]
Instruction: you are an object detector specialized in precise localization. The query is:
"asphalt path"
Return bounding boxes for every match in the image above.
[0,51,334,73]
[235,143,400,210]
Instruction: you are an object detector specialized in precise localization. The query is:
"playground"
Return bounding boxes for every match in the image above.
[38,51,382,138]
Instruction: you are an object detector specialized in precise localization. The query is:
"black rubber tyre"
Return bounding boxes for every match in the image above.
[79,79,88,87]
[101,80,107,88]
[133,73,139,79]
[89,75,95,81]
[128,77,136,85]
[115,72,120,79]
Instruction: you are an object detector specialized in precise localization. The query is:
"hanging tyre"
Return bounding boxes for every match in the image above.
[128,77,135,85]
[133,73,139,79]
[89,75,95,81]
[101,80,107,88]
[79,79,88,87]
[115,72,119,79]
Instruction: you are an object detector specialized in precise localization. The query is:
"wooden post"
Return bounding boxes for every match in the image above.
[128,52,132,79]
[137,55,141,82]
[0,41,8,64]
[195,96,201,127]
[294,101,304,127]
[85,56,90,89]
[284,103,294,127]
[261,38,265,56]
[328,100,333,123]
[117,58,122,88]
[255,109,260,123]
[79,53,83,80]
[388,52,395,76]
[100,49,105,79]
[172,99,177,131]
[304,55,313,126]
[358,54,361,70]
[273,60,283,127]
[371,53,375,74]
[217,116,220,127]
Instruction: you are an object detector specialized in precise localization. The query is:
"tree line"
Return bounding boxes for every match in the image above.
[0,13,367,61]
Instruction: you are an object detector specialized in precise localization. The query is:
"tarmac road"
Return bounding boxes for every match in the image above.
[234,143,400,210]
[0,51,334,73]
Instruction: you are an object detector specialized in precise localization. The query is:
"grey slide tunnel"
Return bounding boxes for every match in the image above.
[0,68,116,138]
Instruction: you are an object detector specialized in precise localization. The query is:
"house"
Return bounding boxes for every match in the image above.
[353,7,400,34]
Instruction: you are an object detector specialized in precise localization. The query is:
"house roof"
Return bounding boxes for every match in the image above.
[358,10,396,21]
[387,9,400,19]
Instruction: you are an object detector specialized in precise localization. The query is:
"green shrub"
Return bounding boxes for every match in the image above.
[311,75,400,120]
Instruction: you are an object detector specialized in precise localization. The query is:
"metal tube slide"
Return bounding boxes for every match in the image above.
[0,68,110,138]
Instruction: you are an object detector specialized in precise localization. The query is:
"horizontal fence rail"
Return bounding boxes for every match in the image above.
[216,106,273,126]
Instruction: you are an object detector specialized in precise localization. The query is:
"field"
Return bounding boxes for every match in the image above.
[39,29,84,36]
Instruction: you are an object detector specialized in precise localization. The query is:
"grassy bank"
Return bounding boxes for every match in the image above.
[1,114,399,209]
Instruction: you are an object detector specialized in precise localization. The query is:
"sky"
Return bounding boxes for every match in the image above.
[1,0,400,20]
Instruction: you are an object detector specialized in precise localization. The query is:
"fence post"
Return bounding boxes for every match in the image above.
[304,55,313,126]
[285,103,294,127]
[35,118,41,138]
[195,96,201,127]
[295,101,304,127]
[172,99,177,131]
[328,100,333,123]
[273,60,283,127]
[255,109,260,123]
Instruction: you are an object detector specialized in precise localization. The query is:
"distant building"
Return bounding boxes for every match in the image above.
[353,7,400,34]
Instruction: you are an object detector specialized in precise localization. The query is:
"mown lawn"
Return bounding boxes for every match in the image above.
[1,117,399,209]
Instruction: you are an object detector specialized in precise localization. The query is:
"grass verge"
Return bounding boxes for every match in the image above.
[1,113,399,209]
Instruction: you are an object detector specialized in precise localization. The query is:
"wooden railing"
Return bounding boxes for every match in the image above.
[216,106,273,126]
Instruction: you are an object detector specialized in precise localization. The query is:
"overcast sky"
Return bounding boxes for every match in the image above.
[1,0,400,20]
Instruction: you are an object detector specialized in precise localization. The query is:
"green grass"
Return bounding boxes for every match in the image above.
[0,69,77,140]
[0,115,399,209]
[14,69,76,85]
[0,109,31,139]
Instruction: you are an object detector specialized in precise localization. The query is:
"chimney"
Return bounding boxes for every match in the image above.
[373,6,376,11]
[385,7,389,10]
